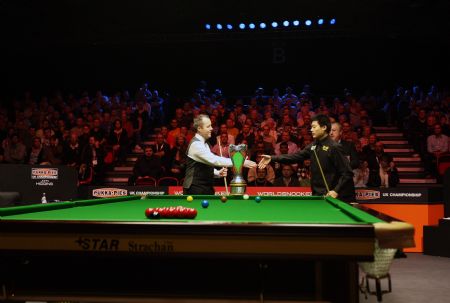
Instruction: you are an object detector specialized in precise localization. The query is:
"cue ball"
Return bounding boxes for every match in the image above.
[186,196,194,202]
[255,196,262,203]
[220,196,228,203]
[243,194,250,200]
[201,200,209,208]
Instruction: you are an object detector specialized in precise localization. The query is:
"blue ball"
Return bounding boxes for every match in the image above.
[255,196,262,203]
[201,200,209,208]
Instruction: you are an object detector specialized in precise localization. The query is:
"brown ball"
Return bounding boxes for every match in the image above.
[220,196,228,203]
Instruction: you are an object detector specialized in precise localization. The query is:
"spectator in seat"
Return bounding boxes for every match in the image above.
[260,125,277,152]
[169,136,188,179]
[43,136,64,165]
[248,167,273,186]
[273,142,297,177]
[226,118,240,140]
[153,133,172,172]
[329,122,360,169]
[274,131,298,155]
[128,146,164,185]
[216,124,235,145]
[26,137,46,165]
[353,160,369,188]
[298,159,312,187]
[3,133,27,164]
[90,118,107,146]
[341,121,359,144]
[63,132,82,167]
[273,164,301,187]
[426,123,449,177]
[167,118,181,148]
[366,142,399,187]
[235,124,255,149]
[81,136,105,184]
[108,119,129,165]
[212,133,230,158]
[248,152,275,184]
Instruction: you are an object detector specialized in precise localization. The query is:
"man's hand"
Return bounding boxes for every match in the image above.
[218,167,228,177]
[326,190,338,198]
[244,160,257,168]
[258,155,272,169]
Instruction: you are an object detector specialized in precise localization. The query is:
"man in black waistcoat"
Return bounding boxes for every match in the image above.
[258,114,355,202]
[183,114,257,195]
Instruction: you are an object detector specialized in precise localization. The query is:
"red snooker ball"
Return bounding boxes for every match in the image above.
[145,208,154,218]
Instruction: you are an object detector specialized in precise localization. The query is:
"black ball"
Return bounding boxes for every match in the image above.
[150,211,161,219]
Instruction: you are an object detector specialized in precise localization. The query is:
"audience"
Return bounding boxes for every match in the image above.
[1,82,446,189]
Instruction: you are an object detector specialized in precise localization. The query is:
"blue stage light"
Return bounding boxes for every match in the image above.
[283,20,290,27]
[205,24,211,30]
[239,23,246,29]
[293,20,300,26]
[318,19,324,25]
[330,18,336,25]
[249,23,256,29]
[271,21,278,28]
[226,24,233,30]
[216,24,223,30]
[260,22,266,29]
[305,20,312,26]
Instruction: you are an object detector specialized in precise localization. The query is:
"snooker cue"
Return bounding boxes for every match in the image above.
[312,148,330,194]
[217,139,229,195]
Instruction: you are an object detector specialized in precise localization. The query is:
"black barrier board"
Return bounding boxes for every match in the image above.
[0,164,78,205]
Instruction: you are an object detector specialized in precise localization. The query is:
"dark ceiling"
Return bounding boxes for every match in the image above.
[2,0,449,96]
[2,0,449,47]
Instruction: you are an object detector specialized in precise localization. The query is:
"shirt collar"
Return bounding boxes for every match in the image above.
[195,133,207,144]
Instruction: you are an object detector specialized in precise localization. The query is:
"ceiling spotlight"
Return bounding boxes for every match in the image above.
[260,22,266,29]
[330,18,336,25]
[305,20,312,26]
[239,23,246,29]
[249,23,256,29]
[216,24,223,30]
[271,21,278,28]
[283,20,290,27]
[318,19,324,25]
[226,24,233,30]
[293,20,300,26]
[205,24,211,30]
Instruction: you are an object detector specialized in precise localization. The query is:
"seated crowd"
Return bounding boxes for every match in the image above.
[0,83,448,188]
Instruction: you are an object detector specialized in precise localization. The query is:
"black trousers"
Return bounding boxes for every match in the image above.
[183,184,214,195]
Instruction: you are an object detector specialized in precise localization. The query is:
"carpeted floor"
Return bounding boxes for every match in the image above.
[359,253,450,303]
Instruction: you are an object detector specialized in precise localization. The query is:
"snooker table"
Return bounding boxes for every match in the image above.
[0,195,414,303]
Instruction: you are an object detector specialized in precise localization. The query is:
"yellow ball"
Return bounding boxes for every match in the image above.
[186,196,194,202]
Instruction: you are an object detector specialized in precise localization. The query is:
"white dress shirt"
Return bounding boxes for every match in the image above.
[188,134,233,177]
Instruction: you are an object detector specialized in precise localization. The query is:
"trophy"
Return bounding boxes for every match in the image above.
[228,144,247,195]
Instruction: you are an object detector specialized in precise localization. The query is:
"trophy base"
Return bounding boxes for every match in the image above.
[230,183,247,196]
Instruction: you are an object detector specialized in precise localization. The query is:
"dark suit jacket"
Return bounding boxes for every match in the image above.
[340,140,360,170]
